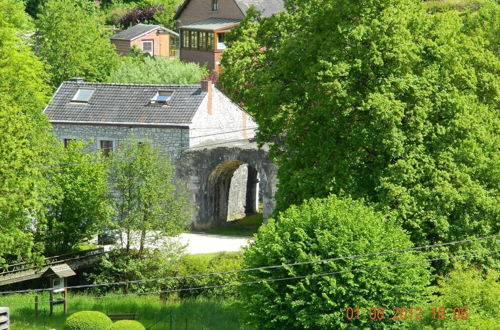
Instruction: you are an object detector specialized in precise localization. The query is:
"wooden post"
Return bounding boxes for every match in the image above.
[34,296,39,319]
[49,291,53,316]
[63,288,68,314]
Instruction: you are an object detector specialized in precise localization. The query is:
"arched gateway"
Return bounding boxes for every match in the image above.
[175,142,278,230]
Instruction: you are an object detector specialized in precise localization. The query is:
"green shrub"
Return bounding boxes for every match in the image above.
[414,268,500,329]
[241,195,431,329]
[64,311,112,330]
[109,320,145,330]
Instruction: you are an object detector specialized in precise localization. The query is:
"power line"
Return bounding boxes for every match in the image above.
[0,234,497,295]
[2,249,498,306]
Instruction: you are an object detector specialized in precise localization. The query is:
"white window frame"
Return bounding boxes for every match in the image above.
[142,40,154,55]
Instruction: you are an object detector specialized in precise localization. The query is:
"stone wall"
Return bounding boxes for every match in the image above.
[189,87,257,147]
[227,164,248,221]
[51,124,189,159]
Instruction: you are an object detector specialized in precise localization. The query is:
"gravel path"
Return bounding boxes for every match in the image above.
[177,233,252,254]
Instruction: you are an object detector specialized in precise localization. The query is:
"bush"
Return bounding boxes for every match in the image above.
[109,57,207,85]
[64,311,112,330]
[241,195,431,329]
[109,320,145,330]
[414,268,500,329]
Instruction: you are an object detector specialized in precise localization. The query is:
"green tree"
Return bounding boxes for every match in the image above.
[241,195,430,329]
[0,0,55,264]
[109,138,191,253]
[36,0,119,87]
[220,0,499,261]
[416,267,499,329]
[109,56,207,85]
[44,140,111,255]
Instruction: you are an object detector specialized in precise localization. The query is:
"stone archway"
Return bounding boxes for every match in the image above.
[175,143,277,230]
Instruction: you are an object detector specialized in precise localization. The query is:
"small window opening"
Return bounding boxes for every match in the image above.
[152,91,173,104]
[63,139,75,148]
[72,89,95,103]
[100,140,113,157]
[212,0,218,11]
[142,40,154,55]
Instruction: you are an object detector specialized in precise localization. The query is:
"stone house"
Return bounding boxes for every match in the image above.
[110,24,179,57]
[44,78,275,229]
[174,0,284,71]
[44,78,256,158]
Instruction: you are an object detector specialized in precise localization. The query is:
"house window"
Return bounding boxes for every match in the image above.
[199,32,207,50]
[151,91,173,104]
[207,33,214,50]
[63,139,75,148]
[211,0,218,11]
[142,40,154,55]
[190,31,198,50]
[100,140,113,157]
[182,30,190,48]
[72,89,95,103]
[217,33,226,49]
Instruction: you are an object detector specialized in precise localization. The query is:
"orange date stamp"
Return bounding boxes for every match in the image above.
[345,307,469,321]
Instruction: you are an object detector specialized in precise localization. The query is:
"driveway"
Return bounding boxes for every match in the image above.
[103,231,253,255]
[177,233,252,254]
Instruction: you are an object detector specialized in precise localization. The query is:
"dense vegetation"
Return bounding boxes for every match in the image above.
[241,195,431,329]
[220,0,500,271]
[109,56,207,85]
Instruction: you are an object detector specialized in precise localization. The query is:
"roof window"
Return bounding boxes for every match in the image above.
[151,91,172,104]
[72,88,95,103]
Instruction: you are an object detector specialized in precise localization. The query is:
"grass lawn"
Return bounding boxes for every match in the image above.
[205,214,263,237]
[1,293,247,329]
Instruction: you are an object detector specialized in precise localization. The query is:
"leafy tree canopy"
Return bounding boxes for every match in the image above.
[220,0,500,263]
[109,138,191,253]
[241,195,430,329]
[0,0,54,264]
[109,56,207,85]
[42,140,111,255]
[36,0,119,87]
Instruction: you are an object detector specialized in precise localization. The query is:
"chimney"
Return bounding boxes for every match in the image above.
[69,77,84,83]
[201,79,213,115]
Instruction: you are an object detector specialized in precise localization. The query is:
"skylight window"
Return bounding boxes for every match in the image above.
[152,91,172,104]
[72,88,95,103]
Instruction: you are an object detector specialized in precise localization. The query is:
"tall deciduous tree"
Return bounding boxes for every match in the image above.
[44,140,111,255]
[0,0,55,264]
[220,0,499,262]
[109,56,207,85]
[109,139,190,253]
[36,0,119,87]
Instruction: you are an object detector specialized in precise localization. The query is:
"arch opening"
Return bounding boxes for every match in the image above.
[209,160,261,225]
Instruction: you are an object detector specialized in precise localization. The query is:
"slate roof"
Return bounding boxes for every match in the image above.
[174,0,284,19]
[180,18,241,31]
[45,81,207,126]
[110,24,179,41]
[234,0,285,17]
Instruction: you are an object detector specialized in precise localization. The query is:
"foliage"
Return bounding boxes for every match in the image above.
[0,0,55,264]
[108,138,191,252]
[43,140,111,255]
[36,0,119,87]
[220,0,500,269]
[88,247,184,292]
[64,311,112,330]
[118,5,162,27]
[109,320,145,330]
[241,195,431,329]
[109,57,207,85]
[164,252,243,299]
[89,250,242,299]
[414,267,500,329]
